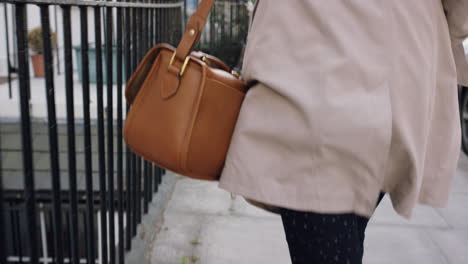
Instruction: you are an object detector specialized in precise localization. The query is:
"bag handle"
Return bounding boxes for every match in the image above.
[173,0,215,62]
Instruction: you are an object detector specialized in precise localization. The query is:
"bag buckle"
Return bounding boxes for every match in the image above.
[169,51,191,78]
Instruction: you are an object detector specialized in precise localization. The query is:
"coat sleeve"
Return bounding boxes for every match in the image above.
[443,0,468,86]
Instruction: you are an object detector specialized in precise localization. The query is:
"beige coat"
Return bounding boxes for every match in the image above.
[218,0,468,219]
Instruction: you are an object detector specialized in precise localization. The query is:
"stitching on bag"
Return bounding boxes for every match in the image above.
[210,78,246,96]
[179,64,208,174]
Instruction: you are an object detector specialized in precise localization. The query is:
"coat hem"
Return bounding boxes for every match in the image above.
[218,179,375,218]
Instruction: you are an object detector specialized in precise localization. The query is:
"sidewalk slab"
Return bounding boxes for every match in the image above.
[151,212,206,264]
[452,167,468,194]
[436,193,468,229]
[363,226,448,264]
[164,178,233,215]
[197,215,291,264]
[370,196,449,228]
[427,229,468,264]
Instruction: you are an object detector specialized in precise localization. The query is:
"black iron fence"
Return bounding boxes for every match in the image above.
[197,0,250,68]
[0,1,250,264]
[0,1,184,264]
[3,190,102,264]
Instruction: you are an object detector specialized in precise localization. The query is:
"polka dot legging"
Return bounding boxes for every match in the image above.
[279,193,385,264]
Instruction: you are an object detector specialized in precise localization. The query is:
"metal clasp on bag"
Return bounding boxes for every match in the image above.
[201,55,241,79]
[201,55,210,65]
[231,70,240,78]
[168,51,191,78]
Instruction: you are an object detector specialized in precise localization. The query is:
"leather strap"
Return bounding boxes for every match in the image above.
[174,0,215,62]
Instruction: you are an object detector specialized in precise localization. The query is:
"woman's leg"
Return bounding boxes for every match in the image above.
[280,209,369,264]
[279,192,385,264]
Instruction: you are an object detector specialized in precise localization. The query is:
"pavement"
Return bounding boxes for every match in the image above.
[149,152,468,264]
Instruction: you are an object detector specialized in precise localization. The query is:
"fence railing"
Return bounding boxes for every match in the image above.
[3,190,105,264]
[0,1,184,264]
[0,1,251,264]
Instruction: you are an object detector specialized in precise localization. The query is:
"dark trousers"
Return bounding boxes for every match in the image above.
[279,192,385,264]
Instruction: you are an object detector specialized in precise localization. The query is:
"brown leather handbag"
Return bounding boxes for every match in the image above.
[123,0,249,181]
